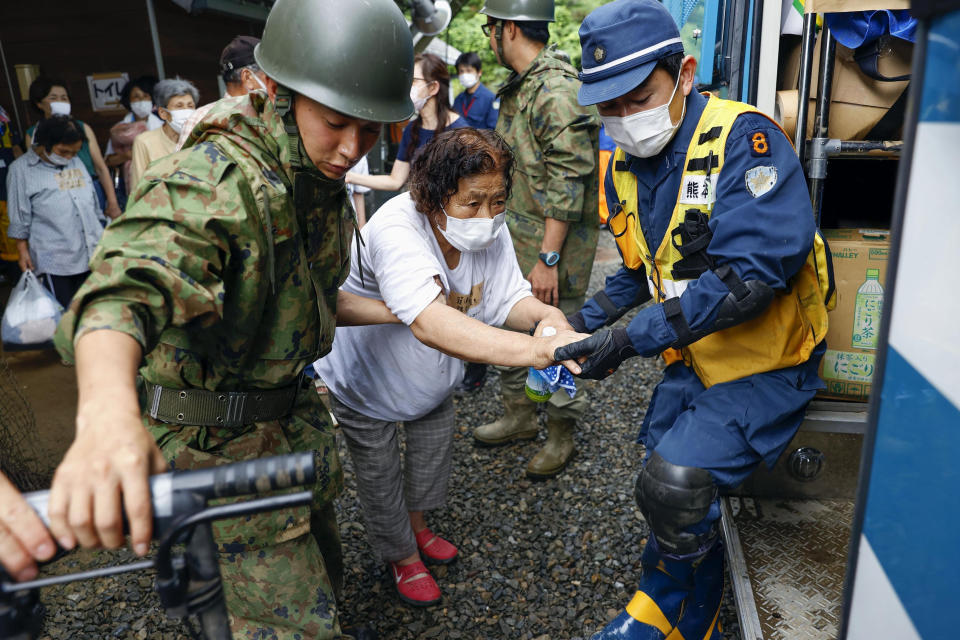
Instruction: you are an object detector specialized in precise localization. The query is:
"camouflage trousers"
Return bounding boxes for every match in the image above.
[146,385,345,639]
[496,296,590,421]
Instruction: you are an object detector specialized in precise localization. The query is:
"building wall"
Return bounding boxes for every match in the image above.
[0,0,262,151]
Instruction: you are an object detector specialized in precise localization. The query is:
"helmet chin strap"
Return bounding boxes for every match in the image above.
[273,84,316,173]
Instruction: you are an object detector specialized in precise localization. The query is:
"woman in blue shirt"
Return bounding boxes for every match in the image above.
[346,53,466,194]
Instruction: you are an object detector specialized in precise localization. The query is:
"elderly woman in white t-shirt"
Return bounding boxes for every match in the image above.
[315,128,584,607]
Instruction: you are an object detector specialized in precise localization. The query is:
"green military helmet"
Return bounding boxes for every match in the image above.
[255,0,415,123]
[480,0,555,22]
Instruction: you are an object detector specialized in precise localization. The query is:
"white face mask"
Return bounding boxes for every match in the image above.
[249,72,269,94]
[165,108,196,134]
[46,152,71,167]
[600,72,686,158]
[410,85,429,114]
[437,206,505,252]
[130,100,153,119]
[49,101,71,116]
[459,73,479,90]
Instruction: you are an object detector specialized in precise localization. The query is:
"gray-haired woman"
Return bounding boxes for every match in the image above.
[129,77,199,188]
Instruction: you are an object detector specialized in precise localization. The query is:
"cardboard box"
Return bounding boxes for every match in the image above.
[778,35,911,140]
[818,229,891,401]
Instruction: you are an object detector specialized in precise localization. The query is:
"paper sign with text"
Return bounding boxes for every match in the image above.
[86,72,129,112]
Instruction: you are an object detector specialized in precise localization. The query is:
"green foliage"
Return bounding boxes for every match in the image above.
[407,0,610,93]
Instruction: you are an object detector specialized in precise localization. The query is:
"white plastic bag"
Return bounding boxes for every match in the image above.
[1,271,64,350]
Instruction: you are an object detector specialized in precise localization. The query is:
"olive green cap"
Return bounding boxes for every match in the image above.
[480,0,555,21]
[255,0,415,123]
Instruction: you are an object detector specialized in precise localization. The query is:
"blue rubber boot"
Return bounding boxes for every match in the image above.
[670,540,725,640]
[591,540,696,640]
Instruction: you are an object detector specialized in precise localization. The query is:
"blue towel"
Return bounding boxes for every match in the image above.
[533,365,577,399]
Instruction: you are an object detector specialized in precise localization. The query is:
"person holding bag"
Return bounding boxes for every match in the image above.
[6,115,103,309]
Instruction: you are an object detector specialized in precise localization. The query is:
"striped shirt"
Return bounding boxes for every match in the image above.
[5,148,103,276]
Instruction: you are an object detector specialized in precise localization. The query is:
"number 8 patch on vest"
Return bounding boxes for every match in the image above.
[750,131,770,156]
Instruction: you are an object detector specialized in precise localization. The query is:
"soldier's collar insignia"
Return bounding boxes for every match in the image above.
[594,46,606,63]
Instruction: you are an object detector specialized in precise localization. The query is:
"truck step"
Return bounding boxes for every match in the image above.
[721,496,854,640]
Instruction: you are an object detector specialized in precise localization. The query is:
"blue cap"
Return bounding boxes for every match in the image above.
[577,0,684,106]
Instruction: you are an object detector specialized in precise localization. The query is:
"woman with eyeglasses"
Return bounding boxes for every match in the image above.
[345,52,466,193]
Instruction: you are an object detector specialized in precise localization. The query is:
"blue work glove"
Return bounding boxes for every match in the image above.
[566,311,588,334]
[553,328,638,380]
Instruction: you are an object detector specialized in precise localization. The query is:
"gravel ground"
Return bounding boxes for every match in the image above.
[31,233,742,639]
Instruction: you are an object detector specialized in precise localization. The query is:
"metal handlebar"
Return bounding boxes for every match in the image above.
[1,452,317,640]
[22,451,315,536]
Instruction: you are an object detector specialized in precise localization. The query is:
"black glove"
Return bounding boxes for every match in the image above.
[553,327,638,380]
[566,311,588,334]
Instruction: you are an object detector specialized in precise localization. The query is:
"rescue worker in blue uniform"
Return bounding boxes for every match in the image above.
[452,52,500,130]
[553,1,835,638]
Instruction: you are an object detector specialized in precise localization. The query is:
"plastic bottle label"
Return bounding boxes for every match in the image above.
[525,326,556,402]
[852,270,884,350]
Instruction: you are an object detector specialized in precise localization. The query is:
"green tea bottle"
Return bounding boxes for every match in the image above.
[852,268,884,350]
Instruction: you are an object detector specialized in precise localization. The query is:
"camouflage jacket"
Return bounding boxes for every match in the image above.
[54,93,353,511]
[496,46,600,299]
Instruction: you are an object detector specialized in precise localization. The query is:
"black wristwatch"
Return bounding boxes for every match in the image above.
[538,250,560,267]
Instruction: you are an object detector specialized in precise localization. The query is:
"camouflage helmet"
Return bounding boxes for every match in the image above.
[255,0,415,123]
[480,0,555,22]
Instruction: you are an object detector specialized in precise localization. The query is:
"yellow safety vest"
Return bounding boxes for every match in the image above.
[608,94,835,387]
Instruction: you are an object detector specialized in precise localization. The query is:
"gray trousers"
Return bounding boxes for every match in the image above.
[330,394,455,563]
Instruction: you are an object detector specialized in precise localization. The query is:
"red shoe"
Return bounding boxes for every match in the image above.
[415,528,459,564]
[390,560,441,607]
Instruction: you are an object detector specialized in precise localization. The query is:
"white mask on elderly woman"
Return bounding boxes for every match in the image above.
[436,205,505,252]
[165,108,196,134]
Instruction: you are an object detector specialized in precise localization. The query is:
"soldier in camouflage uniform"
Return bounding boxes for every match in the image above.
[474,0,600,479]
[46,1,414,638]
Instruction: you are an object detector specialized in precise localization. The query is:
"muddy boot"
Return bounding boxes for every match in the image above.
[526,417,576,479]
[473,394,538,446]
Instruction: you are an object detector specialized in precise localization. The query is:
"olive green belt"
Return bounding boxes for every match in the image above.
[146,382,299,428]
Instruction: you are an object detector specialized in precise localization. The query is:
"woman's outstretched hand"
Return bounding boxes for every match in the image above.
[531,329,590,373]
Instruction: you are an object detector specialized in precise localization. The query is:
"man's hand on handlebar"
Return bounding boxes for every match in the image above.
[0,472,56,582]
[46,330,167,559]
[47,401,167,558]
[4,454,317,640]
